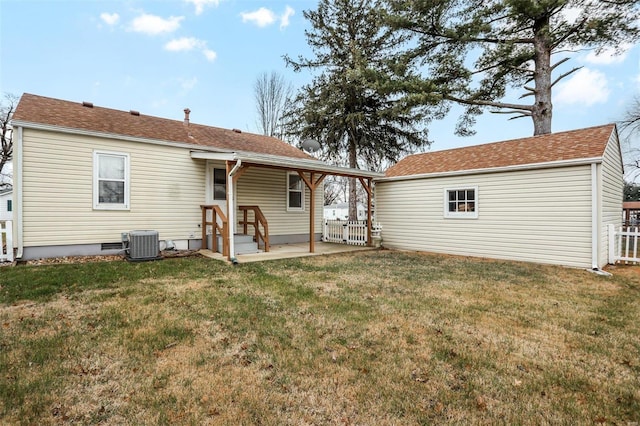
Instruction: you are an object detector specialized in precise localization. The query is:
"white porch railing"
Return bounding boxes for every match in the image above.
[323,220,380,246]
[608,224,640,264]
[1,220,13,262]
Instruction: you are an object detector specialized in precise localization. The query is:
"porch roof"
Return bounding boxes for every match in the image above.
[190,150,383,179]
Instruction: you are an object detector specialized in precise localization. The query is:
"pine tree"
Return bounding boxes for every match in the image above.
[387,0,640,136]
[283,0,432,219]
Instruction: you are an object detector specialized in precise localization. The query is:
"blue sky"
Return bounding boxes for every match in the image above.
[1,0,639,159]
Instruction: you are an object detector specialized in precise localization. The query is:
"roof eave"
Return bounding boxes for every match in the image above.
[11,119,240,154]
[191,150,384,179]
[376,156,604,182]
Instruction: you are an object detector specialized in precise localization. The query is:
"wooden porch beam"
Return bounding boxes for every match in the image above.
[232,164,250,183]
[296,170,313,190]
[359,177,372,197]
[314,173,327,187]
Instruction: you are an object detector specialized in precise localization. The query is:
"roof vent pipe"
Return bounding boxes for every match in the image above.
[82,101,93,108]
[183,108,191,126]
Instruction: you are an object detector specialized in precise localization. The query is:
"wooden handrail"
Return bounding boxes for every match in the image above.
[201,205,229,256]
[238,205,270,252]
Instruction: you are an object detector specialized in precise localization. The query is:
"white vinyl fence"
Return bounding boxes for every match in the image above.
[608,224,640,264]
[1,220,13,262]
[323,220,369,246]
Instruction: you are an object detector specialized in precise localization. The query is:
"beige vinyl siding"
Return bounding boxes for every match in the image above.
[235,167,323,236]
[22,129,205,246]
[376,165,593,268]
[599,132,624,266]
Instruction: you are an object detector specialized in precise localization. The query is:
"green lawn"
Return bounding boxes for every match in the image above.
[1,250,639,425]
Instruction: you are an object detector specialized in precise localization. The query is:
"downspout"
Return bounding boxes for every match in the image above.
[227,159,242,263]
[15,126,23,259]
[591,163,598,270]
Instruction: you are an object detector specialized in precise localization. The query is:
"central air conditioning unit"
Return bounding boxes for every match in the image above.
[123,230,161,261]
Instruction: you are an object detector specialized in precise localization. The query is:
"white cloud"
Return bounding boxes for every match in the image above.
[184,0,220,15]
[241,7,276,27]
[100,12,120,26]
[555,68,610,106]
[164,37,217,62]
[203,49,217,62]
[180,77,198,91]
[165,37,205,52]
[560,7,582,24]
[130,14,183,35]
[585,43,633,65]
[280,6,294,30]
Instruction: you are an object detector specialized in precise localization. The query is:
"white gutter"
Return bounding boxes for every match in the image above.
[591,163,599,270]
[375,157,604,182]
[15,126,23,259]
[227,159,242,262]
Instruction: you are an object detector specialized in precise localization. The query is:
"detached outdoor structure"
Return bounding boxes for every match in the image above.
[375,125,624,269]
[9,94,381,261]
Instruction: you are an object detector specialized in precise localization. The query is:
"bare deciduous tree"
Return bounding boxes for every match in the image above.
[254,71,293,138]
[620,95,640,183]
[0,93,18,186]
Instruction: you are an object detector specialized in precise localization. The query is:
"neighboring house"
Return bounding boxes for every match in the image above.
[323,202,367,221]
[623,201,640,226]
[10,94,380,260]
[375,124,623,269]
[0,188,12,221]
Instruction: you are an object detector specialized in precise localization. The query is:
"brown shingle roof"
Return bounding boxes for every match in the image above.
[385,124,617,177]
[12,93,312,160]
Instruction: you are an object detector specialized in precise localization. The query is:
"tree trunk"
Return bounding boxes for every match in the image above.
[348,135,358,221]
[532,15,553,135]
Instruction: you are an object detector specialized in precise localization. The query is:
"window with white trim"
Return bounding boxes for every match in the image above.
[6,200,11,212]
[444,187,478,218]
[93,151,130,210]
[213,168,226,200]
[287,172,304,211]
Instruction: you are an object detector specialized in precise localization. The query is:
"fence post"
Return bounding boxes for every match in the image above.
[608,224,616,265]
[1,221,13,262]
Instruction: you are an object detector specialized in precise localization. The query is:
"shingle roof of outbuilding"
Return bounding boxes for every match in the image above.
[12,93,313,160]
[385,124,617,177]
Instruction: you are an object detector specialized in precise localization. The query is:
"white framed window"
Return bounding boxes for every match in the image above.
[213,168,226,201]
[287,172,305,211]
[444,186,478,219]
[93,150,130,210]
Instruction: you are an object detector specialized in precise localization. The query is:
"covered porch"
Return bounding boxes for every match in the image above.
[190,150,383,261]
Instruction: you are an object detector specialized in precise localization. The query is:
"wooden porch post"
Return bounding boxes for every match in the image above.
[310,172,315,253]
[359,177,373,246]
[297,171,327,253]
[225,161,231,260]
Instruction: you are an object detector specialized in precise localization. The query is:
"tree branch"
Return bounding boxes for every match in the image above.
[550,67,581,88]
[550,57,570,71]
[491,109,532,117]
[445,94,533,112]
